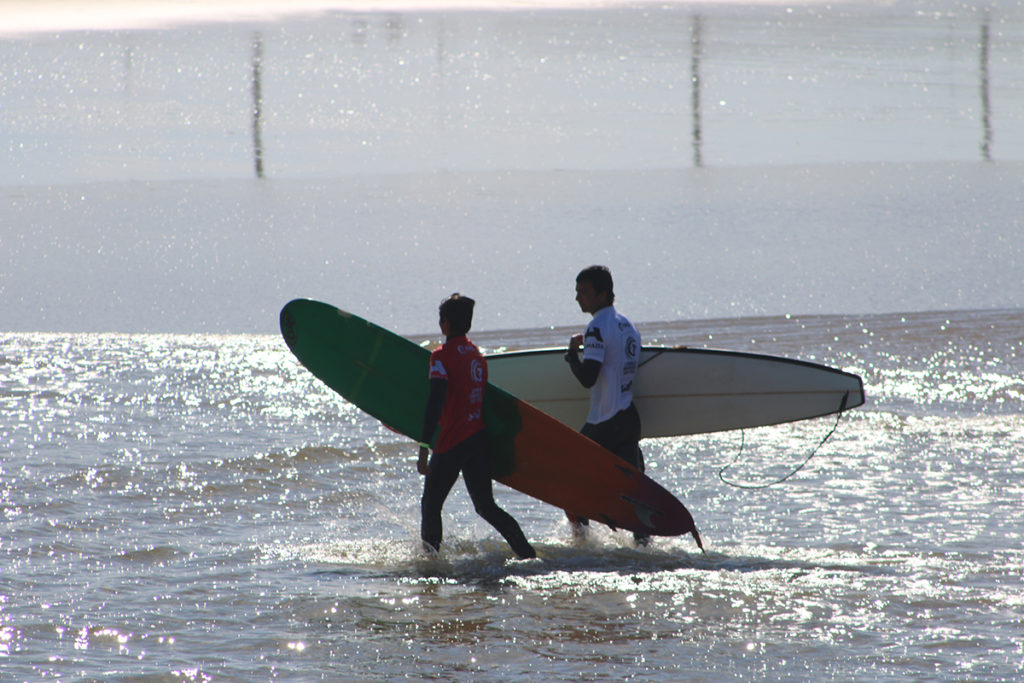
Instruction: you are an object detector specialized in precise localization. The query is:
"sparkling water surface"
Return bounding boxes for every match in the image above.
[2,1,1023,680]
[3,310,1024,679]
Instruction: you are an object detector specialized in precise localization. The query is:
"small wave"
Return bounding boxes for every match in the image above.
[115,545,186,565]
[276,529,717,585]
[232,446,357,475]
[267,536,421,570]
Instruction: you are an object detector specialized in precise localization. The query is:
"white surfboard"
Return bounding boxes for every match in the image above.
[486,347,864,437]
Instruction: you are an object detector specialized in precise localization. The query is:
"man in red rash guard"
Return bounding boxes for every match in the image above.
[417,293,536,559]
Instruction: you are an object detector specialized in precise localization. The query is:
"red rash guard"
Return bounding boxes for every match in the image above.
[427,335,487,453]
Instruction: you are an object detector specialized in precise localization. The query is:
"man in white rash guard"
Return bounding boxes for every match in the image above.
[563,265,649,546]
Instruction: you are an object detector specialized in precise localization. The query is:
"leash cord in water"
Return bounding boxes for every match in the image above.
[718,392,849,489]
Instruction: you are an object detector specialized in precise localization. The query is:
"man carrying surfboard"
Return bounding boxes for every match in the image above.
[417,294,537,560]
[564,266,649,546]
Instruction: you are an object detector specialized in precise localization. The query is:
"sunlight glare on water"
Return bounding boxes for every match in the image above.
[3,308,1024,679]
[2,0,1024,678]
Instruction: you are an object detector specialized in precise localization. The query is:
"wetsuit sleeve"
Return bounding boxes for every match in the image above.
[420,377,447,446]
[565,350,602,388]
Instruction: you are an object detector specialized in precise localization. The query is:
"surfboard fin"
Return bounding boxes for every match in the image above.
[692,528,706,553]
[622,495,657,530]
[615,464,637,478]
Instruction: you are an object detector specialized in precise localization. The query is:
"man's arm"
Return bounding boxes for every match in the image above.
[418,377,447,474]
[565,333,601,388]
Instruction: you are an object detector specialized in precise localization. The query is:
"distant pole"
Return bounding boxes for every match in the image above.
[252,32,265,179]
[979,20,992,162]
[691,15,704,168]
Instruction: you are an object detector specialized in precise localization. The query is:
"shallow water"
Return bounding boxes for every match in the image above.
[2,2,1023,680]
[3,309,1024,679]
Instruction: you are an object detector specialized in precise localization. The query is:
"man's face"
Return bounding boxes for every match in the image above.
[575,280,606,315]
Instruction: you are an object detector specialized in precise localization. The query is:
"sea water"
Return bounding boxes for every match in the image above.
[2,1,1024,680]
[3,310,1024,680]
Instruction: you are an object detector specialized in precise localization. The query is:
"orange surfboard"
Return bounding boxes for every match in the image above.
[280,299,702,544]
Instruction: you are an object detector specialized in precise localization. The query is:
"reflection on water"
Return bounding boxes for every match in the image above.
[980,19,993,161]
[252,32,265,179]
[2,5,1022,185]
[691,14,704,168]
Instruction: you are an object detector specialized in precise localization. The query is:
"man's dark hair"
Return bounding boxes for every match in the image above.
[576,265,615,304]
[439,293,475,336]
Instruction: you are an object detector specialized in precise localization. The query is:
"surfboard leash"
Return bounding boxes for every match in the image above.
[718,392,849,489]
